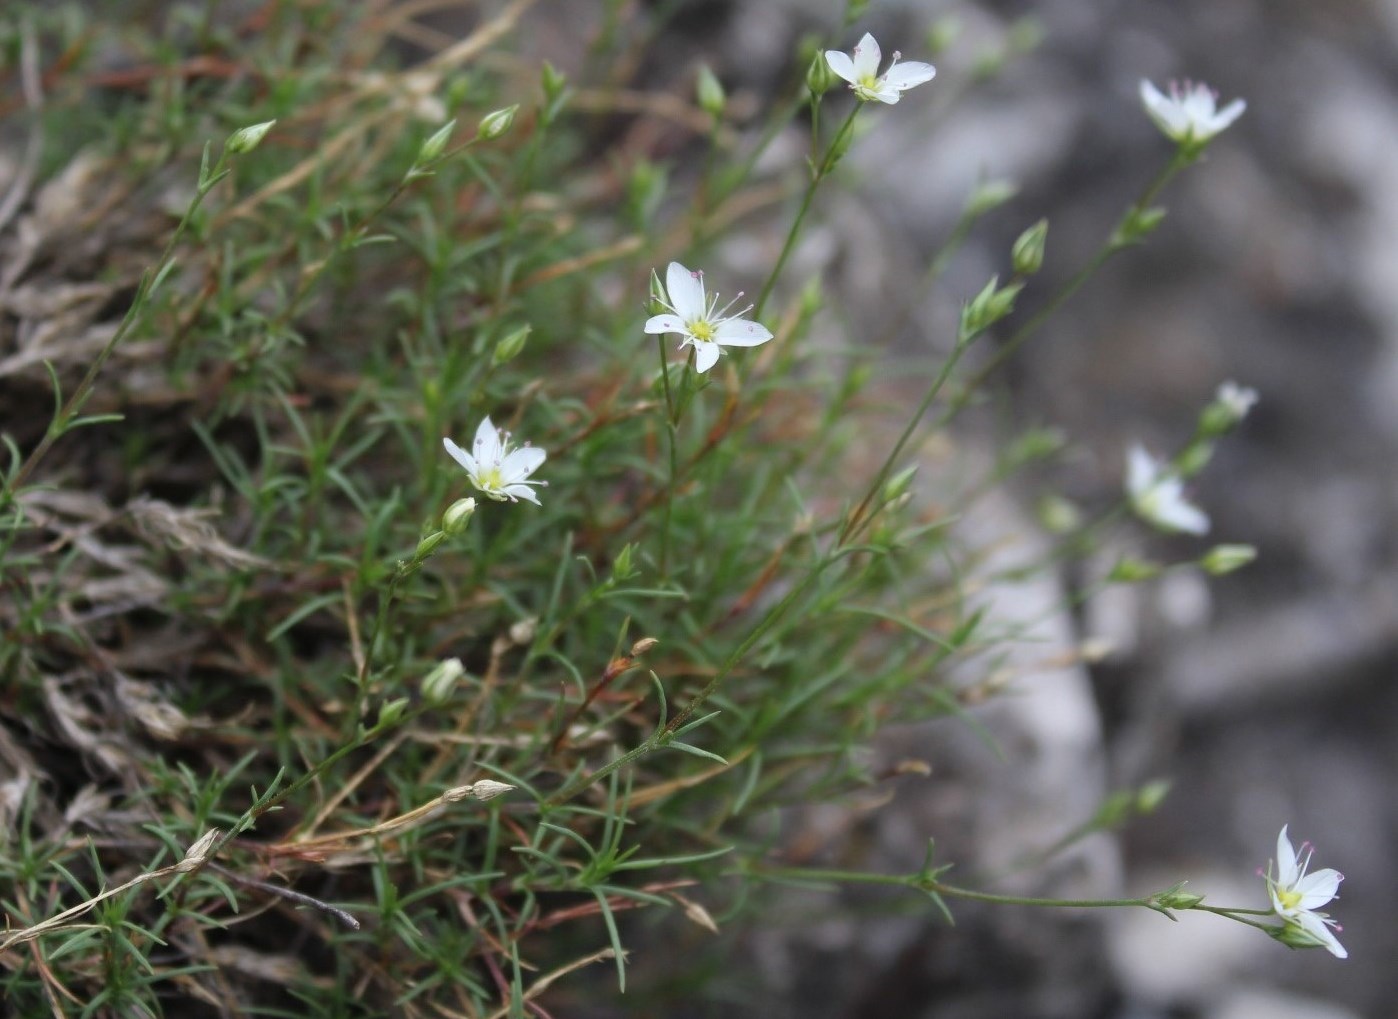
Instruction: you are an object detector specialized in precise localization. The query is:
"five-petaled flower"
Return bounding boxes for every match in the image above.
[825,32,935,105]
[644,261,773,373]
[1126,444,1209,535]
[1139,79,1246,147]
[443,417,546,505]
[1267,825,1347,959]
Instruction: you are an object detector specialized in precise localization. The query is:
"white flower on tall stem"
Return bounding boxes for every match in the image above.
[1125,444,1209,535]
[644,262,772,373]
[443,417,546,505]
[825,33,936,105]
[1266,825,1347,959]
[1139,79,1246,146]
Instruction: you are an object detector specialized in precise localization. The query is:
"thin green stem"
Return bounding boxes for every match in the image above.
[655,334,679,577]
[752,105,859,321]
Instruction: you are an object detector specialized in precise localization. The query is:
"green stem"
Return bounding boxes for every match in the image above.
[752,105,859,321]
[655,334,679,577]
[942,148,1193,421]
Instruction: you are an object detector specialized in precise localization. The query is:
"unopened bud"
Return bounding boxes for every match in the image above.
[1011,218,1049,275]
[966,179,1017,217]
[1037,494,1081,534]
[1110,556,1161,582]
[612,544,635,580]
[477,104,519,140]
[442,498,476,535]
[1153,883,1205,910]
[493,324,530,365]
[422,658,465,704]
[225,120,275,155]
[807,51,836,97]
[1135,779,1171,813]
[1200,543,1257,576]
[468,779,515,801]
[375,697,410,729]
[541,62,567,105]
[631,637,659,656]
[416,119,455,165]
[175,829,221,872]
[696,64,726,118]
[1113,205,1167,247]
[960,276,1023,338]
[1200,381,1258,436]
[509,617,537,646]
[414,530,446,560]
[883,464,918,503]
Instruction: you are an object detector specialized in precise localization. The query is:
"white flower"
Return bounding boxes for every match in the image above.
[1217,381,1258,421]
[1139,79,1246,146]
[1267,824,1347,959]
[643,262,772,373]
[825,33,935,105]
[1126,444,1209,535]
[443,417,546,505]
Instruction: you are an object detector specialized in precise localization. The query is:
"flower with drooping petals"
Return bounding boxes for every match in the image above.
[1139,79,1245,147]
[443,417,546,505]
[1266,824,1347,959]
[1126,444,1209,535]
[825,33,935,105]
[644,262,772,373]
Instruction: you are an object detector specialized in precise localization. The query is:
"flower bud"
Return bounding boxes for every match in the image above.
[806,51,836,97]
[225,120,275,155]
[442,498,476,535]
[477,104,519,140]
[1011,218,1049,275]
[883,464,918,503]
[416,119,456,165]
[1200,381,1258,436]
[414,530,446,560]
[1152,883,1205,910]
[612,543,635,580]
[960,276,1023,338]
[509,617,537,646]
[1135,779,1171,813]
[1112,205,1167,247]
[631,637,659,656]
[1109,556,1161,582]
[175,828,222,873]
[375,697,410,729]
[696,64,725,118]
[1036,494,1081,534]
[468,779,515,801]
[966,179,1018,217]
[541,62,567,105]
[1200,543,1257,576]
[422,657,465,704]
[492,324,530,365]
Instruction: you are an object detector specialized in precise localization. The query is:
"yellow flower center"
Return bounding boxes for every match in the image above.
[480,465,505,491]
[688,319,716,342]
[1277,888,1302,911]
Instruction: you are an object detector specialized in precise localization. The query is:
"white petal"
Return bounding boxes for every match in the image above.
[852,33,881,79]
[1276,826,1299,888]
[1295,868,1342,910]
[1212,97,1246,132]
[1126,444,1156,497]
[473,417,502,465]
[713,317,773,347]
[499,446,546,483]
[645,313,688,335]
[1295,910,1347,959]
[1155,488,1210,535]
[883,61,935,91]
[869,87,901,105]
[443,436,478,475]
[692,341,721,373]
[665,262,705,321]
[503,484,541,505]
[824,50,856,85]
[1139,79,1168,114]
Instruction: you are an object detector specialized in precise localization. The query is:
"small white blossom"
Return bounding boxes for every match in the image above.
[1267,825,1347,959]
[1126,444,1209,535]
[1217,381,1258,421]
[443,417,546,505]
[1139,79,1245,146]
[644,262,772,373]
[825,33,935,105]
